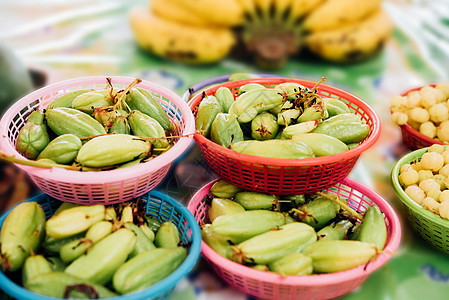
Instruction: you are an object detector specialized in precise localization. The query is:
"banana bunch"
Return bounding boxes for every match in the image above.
[129,0,392,67]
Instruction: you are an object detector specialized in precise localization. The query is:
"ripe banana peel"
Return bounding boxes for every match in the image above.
[305,9,393,63]
[129,8,236,64]
[130,0,393,66]
[303,0,383,32]
[152,0,244,27]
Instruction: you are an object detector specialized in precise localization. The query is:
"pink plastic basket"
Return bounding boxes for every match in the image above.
[0,76,195,205]
[187,178,401,300]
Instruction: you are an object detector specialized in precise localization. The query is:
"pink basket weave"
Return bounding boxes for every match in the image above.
[0,76,194,205]
[187,178,401,300]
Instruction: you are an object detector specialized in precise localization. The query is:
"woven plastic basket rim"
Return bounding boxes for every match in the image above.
[391,146,449,228]
[397,84,447,147]
[187,177,401,286]
[0,76,195,184]
[188,78,381,167]
[0,190,202,300]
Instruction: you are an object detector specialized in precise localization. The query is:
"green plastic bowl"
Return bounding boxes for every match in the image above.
[391,146,449,255]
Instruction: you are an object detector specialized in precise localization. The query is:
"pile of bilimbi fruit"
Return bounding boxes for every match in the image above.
[0,200,187,298]
[14,78,173,171]
[202,180,387,276]
[196,78,370,158]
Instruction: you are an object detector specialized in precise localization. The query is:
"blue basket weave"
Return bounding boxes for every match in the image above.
[0,191,201,300]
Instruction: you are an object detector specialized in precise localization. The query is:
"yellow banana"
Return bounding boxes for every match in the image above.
[286,0,325,26]
[151,0,211,27]
[129,8,236,64]
[305,9,392,63]
[161,0,244,26]
[303,0,382,32]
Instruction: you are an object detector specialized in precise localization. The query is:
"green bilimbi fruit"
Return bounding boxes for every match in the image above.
[108,116,130,134]
[233,222,317,265]
[47,90,92,109]
[297,105,325,123]
[228,73,261,81]
[231,88,284,123]
[42,233,84,256]
[26,272,118,298]
[282,121,319,138]
[155,221,180,248]
[196,95,223,138]
[93,108,127,129]
[208,198,245,223]
[65,228,136,285]
[211,210,286,244]
[315,113,361,126]
[251,264,269,271]
[46,256,66,272]
[113,247,187,294]
[45,107,106,138]
[59,238,94,264]
[312,122,370,144]
[144,216,162,233]
[201,224,233,259]
[16,111,50,159]
[128,110,168,148]
[45,205,106,239]
[76,134,151,168]
[210,179,243,198]
[54,202,79,215]
[251,112,278,140]
[234,191,276,210]
[268,253,313,276]
[85,221,113,243]
[215,87,235,113]
[275,82,307,101]
[324,98,350,117]
[301,240,377,273]
[210,113,244,148]
[292,133,349,157]
[0,202,46,272]
[125,88,171,131]
[237,83,265,95]
[124,223,156,257]
[317,219,353,241]
[231,140,314,159]
[281,194,306,206]
[120,205,133,224]
[71,92,113,115]
[22,254,52,288]
[37,134,82,164]
[349,223,362,240]
[277,109,300,126]
[293,198,340,229]
[357,205,387,251]
[117,157,145,169]
[139,224,155,241]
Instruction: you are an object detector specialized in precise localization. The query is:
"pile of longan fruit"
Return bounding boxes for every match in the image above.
[391,83,449,141]
[399,144,449,219]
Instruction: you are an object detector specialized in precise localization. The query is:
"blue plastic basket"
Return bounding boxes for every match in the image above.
[0,191,201,300]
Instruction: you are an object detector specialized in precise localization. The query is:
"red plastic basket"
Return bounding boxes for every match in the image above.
[187,178,401,300]
[0,76,194,205]
[188,78,380,195]
[397,84,446,151]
